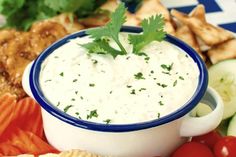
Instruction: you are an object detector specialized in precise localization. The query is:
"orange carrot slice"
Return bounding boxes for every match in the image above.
[12,97,44,138]
[0,142,22,156]
[0,93,16,136]
[4,128,59,155]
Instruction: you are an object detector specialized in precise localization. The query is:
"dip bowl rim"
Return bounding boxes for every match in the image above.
[29,26,208,132]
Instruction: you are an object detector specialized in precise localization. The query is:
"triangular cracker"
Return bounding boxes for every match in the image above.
[171,5,234,46]
[207,39,236,64]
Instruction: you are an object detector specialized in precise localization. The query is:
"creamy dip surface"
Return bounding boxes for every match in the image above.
[39,33,199,124]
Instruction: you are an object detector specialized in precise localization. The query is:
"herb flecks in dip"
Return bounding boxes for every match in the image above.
[39,33,199,124]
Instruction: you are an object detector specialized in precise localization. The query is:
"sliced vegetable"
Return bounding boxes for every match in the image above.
[2,128,59,155]
[171,142,214,157]
[217,119,230,136]
[195,103,213,117]
[0,142,22,156]
[214,136,236,157]
[12,97,44,138]
[0,93,16,136]
[208,59,236,119]
[192,130,222,149]
[227,113,236,136]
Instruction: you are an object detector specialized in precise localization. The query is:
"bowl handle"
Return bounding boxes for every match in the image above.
[180,86,224,137]
[22,61,34,98]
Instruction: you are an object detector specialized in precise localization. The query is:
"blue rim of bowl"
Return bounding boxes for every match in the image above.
[29,26,208,132]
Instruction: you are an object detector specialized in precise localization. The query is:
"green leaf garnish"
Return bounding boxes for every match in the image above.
[82,3,127,57]
[129,15,166,54]
[81,39,124,58]
[81,3,166,58]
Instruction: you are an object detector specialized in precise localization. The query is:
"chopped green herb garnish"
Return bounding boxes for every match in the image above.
[59,72,64,77]
[185,54,189,58]
[109,91,113,94]
[220,77,224,82]
[89,83,95,87]
[57,102,60,107]
[73,79,78,82]
[75,91,78,95]
[179,76,184,80]
[145,56,150,61]
[87,109,98,119]
[80,96,84,100]
[173,80,177,87]
[162,71,171,75]
[126,85,132,88]
[134,72,145,80]
[75,112,81,119]
[161,63,173,71]
[54,56,59,58]
[158,101,164,106]
[139,88,146,92]
[157,83,167,88]
[103,119,112,124]
[64,105,73,113]
[92,59,98,64]
[157,112,161,118]
[71,98,75,101]
[45,79,52,83]
[130,89,136,95]
[150,70,154,74]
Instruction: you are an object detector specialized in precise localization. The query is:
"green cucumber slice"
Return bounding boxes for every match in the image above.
[227,114,236,136]
[195,103,212,117]
[208,59,236,119]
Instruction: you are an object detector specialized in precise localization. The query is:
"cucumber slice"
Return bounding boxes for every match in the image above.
[227,114,236,136]
[195,103,212,117]
[218,119,230,136]
[208,59,236,119]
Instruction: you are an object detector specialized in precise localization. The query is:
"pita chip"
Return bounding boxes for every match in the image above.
[136,0,171,21]
[175,25,205,61]
[208,39,236,64]
[171,6,234,46]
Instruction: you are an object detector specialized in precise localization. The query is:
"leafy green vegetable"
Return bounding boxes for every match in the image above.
[84,3,127,57]
[81,3,166,58]
[81,39,124,58]
[129,15,166,54]
[0,0,105,30]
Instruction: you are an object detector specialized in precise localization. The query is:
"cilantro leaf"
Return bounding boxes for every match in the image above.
[81,39,123,58]
[128,15,166,54]
[84,3,128,56]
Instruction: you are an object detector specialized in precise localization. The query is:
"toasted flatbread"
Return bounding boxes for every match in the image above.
[171,6,234,46]
[165,21,175,35]
[136,0,170,21]
[189,4,206,22]
[100,0,119,12]
[207,39,236,64]
[48,13,84,33]
[125,12,141,26]
[175,25,205,61]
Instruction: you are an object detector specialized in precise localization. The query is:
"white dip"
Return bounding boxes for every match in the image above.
[40,33,199,124]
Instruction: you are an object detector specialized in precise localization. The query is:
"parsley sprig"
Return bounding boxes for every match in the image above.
[81,3,166,58]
